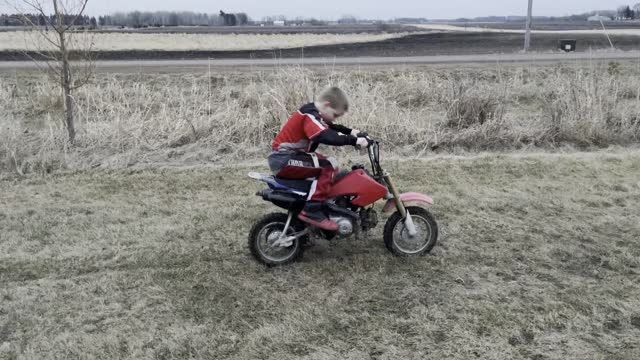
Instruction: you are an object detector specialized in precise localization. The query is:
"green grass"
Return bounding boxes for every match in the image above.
[1,150,640,359]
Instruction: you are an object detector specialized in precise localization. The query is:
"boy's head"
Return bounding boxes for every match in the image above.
[316,86,349,123]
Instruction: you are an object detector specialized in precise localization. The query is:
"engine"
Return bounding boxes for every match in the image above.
[360,208,378,232]
[330,217,354,237]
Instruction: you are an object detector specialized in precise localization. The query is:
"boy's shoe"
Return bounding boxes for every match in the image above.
[298,202,339,231]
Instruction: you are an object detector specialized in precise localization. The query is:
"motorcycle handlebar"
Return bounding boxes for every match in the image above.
[354,136,375,150]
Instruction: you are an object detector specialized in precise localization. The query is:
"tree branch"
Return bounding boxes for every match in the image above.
[64,0,88,32]
[20,49,62,78]
[8,1,61,75]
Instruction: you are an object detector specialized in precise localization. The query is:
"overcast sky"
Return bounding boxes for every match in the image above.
[2,1,628,19]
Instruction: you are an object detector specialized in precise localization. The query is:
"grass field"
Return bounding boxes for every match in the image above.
[445,21,640,31]
[415,24,640,36]
[95,24,418,35]
[3,21,639,59]
[1,60,640,358]
[1,150,639,359]
[0,24,418,35]
[2,62,639,174]
[2,31,637,61]
[0,31,414,52]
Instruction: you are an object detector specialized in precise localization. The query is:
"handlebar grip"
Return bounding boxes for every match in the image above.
[355,138,375,150]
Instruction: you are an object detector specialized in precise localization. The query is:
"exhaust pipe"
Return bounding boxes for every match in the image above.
[257,189,298,203]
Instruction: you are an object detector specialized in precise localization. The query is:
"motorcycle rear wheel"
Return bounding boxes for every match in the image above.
[249,213,307,266]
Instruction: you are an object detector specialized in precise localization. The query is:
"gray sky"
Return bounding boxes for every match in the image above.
[1,1,628,20]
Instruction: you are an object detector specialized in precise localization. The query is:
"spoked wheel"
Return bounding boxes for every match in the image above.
[249,213,307,266]
[383,206,438,256]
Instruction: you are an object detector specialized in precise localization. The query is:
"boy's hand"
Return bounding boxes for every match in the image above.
[355,137,370,149]
[351,129,369,138]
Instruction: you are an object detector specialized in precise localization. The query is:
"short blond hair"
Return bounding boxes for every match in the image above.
[318,86,349,112]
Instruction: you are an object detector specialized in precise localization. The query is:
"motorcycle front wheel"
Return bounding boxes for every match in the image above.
[248,213,307,266]
[383,207,438,256]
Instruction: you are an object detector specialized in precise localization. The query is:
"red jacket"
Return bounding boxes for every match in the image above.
[272,103,356,152]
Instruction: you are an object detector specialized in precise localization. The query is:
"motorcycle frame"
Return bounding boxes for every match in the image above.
[367,141,419,236]
[367,141,406,217]
[256,141,429,239]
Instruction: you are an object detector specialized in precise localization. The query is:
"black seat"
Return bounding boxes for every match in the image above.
[274,177,312,194]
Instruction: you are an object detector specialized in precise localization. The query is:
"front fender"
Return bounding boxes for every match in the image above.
[382,192,434,214]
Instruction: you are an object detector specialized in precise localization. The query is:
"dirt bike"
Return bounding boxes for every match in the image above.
[247,140,438,266]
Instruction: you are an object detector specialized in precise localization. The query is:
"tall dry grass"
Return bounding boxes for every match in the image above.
[1,62,640,174]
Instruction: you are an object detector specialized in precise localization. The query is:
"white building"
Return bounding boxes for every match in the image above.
[273,20,285,26]
[588,15,612,22]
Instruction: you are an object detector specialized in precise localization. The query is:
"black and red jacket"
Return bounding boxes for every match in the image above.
[272,103,357,152]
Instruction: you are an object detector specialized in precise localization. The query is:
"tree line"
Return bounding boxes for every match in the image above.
[99,11,249,28]
[0,10,250,28]
[0,13,97,28]
[616,4,640,19]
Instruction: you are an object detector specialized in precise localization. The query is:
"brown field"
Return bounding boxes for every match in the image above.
[0,31,414,52]
[1,61,640,359]
[1,29,638,61]
[1,62,639,174]
[416,23,640,36]
[1,150,639,359]
[447,20,640,31]
[96,24,419,34]
[0,24,418,34]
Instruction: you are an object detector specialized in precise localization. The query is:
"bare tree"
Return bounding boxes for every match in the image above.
[8,0,94,144]
[617,5,629,20]
[236,12,248,25]
[338,15,358,24]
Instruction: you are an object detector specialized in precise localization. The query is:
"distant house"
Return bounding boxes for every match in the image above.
[273,20,285,26]
[588,15,612,22]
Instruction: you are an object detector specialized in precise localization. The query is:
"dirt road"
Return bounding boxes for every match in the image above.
[1,51,638,73]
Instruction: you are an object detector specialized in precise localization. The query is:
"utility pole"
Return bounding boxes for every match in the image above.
[524,0,533,52]
[600,19,615,49]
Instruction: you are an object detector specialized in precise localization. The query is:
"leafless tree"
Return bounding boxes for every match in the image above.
[338,15,358,24]
[236,13,248,25]
[8,0,94,144]
[617,5,631,20]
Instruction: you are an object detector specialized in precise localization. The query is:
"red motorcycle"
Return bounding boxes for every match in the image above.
[248,140,438,266]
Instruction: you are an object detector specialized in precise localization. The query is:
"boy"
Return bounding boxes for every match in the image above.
[268,86,369,231]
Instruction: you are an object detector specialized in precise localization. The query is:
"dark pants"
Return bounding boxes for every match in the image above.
[268,151,336,202]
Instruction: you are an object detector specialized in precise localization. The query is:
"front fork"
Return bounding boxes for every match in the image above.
[383,174,418,236]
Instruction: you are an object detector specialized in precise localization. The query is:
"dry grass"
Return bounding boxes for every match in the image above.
[1,150,639,359]
[414,24,640,36]
[0,31,411,51]
[2,62,639,358]
[1,62,640,175]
